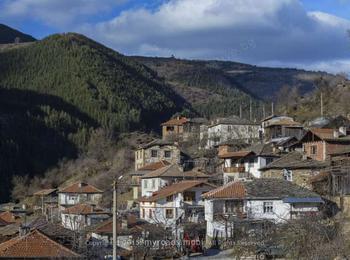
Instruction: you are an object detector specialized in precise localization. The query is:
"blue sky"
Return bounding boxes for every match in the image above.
[1,0,350,74]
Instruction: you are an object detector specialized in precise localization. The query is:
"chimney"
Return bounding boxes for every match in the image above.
[78,182,82,188]
[339,126,347,137]
[19,225,30,237]
[333,130,339,139]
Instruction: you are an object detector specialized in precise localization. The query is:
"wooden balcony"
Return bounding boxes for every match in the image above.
[223,166,245,173]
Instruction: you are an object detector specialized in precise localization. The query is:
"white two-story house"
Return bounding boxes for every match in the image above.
[218,143,279,183]
[58,182,103,211]
[140,164,209,197]
[139,180,216,227]
[61,203,110,231]
[206,116,260,149]
[202,178,323,243]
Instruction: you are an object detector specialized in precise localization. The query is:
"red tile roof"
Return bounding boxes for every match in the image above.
[161,117,188,126]
[218,150,255,159]
[59,182,103,194]
[139,180,216,202]
[202,181,246,199]
[0,212,18,224]
[62,204,108,215]
[0,229,80,258]
[138,160,171,171]
[93,219,113,234]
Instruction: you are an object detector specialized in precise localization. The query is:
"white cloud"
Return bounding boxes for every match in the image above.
[2,0,350,74]
[78,0,350,74]
[0,0,126,28]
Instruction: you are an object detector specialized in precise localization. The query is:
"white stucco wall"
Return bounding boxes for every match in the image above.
[207,124,260,148]
[205,198,320,238]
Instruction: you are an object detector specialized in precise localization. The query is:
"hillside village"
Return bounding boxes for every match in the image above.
[1,112,350,258]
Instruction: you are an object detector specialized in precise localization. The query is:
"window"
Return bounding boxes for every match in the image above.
[144,180,148,189]
[263,202,273,213]
[164,150,171,158]
[183,191,196,202]
[142,209,145,218]
[283,169,293,181]
[151,150,158,158]
[228,125,232,131]
[149,209,152,218]
[266,157,274,165]
[248,158,255,167]
[225,200,243,214]
[151,179,156,189]
[165,209,174,219]
[310,145,317,155]
[166,195,173,202]
[166,126,174,131]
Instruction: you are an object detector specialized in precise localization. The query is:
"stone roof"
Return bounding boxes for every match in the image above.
[139,139,177,149]
[202,178,320,200]
[59,182,102,194]
[28,217,75,239]
[62,204,108,215]
[260,151,328,171]
[139,180,216,202]
[33,188,57,196]
[210,115,258,127]
[141,164,209,179]
[0,229,80,258]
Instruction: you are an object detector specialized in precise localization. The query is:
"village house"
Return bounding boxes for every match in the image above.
[134,139,185,170]
[33,188,58,220]
[61,203,110,231]
[206,116,260,149]
[260,151,327,189]
[219,143,279,183]
[300,127,350,161]
[262,115,304,142]
[310,147,350,216]
[202,178,323,243]
[139,180,216,227]
[141,164,209,197]
[131,160,171,200]
[0,229,81,259]
[58,182,103,211]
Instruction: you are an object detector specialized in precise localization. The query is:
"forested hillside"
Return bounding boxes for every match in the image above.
[0,24,36,44]
[132,56,336,109]
[0,33,188,201]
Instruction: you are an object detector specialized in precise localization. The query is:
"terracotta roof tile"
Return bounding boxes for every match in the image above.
[59,182,103,194]
[202,181,246,199]
[218,151,255,159]
[0,212,18,224]
[138,160,171,171]
[62,204,108,215]
[0,229,80,258]
[139,180,216,202]
[161,117,188,126]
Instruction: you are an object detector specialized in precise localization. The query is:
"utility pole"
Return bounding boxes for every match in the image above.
[113,175,123,260]
[113,180,117,260]
[249,99,252,121]
[263,104,266,119]
[239,104,242,119]
[271,102,274,116]
[321,92,324,117]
